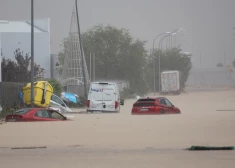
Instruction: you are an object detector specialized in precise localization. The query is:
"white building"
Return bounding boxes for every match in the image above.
[0,18,51,81]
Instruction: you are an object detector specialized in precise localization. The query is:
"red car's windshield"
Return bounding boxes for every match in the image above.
[137,99,155,102]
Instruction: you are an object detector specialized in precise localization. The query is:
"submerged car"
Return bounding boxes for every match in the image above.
[132,97,181,115]
[50,94,72,113]
[61,92,80,104]
[5,108,70,122]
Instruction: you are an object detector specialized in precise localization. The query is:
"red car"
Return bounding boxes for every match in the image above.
[132,97,181,115]
[5,108,70,122]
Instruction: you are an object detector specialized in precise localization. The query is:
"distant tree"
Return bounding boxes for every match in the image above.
[232,59,235,67]
[57,38,67,77]
[82,25,148,94]
[145,48,192,91]
[217,63,223,67]
[57,52,64,76]
[59,25,148,95]
[46,79,62,96]
[58,25,191,94]
[1,48,44,82]
[1,58,18,82]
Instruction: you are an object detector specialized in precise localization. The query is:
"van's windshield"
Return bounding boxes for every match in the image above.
[90,83,116,101]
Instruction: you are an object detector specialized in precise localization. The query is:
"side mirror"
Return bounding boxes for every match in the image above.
[120,100,124,106]
[63,116,67,120]
[61,104,66,107]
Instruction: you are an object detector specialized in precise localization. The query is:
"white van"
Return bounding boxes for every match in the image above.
[87,82,124,112]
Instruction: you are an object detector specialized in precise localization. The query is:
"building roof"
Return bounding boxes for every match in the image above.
[0,18,50,33]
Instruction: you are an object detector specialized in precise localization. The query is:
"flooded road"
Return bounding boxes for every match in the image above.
[1,90,235,167]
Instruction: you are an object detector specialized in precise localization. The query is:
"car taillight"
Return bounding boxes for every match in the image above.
[115,101,118,109]
[6,115,23,121]
[87,100,90,107]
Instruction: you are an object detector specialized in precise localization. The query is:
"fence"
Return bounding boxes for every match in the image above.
[0,82,26,107]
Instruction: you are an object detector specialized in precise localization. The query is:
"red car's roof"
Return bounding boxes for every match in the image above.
[138,97,165,100]
[18,108,56,110]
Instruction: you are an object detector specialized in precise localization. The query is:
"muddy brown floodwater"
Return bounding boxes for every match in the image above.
[1,90,235,167]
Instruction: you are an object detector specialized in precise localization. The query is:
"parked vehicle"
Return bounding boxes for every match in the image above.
[87,82,124,112]
[61,92,80,104]
[5,108,70,122]
[161,71,181,94]
[50,94,72,113]
[132,97,181,115]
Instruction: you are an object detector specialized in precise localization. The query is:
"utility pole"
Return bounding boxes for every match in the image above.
[0,59,1,82]
[93,53,95,81]
[200,51,202,69]
[30,0,34,107]
[90,52,92,81]
[200,51,203,85]
[75,0,87,99]
[224,47,226,67]
[151,49,156,95]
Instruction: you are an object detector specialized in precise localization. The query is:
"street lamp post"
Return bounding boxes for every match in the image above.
[152,32,170,95]
[166,35,172,50]
[174,29,187,48]
[157,28,186,93]
[30,0,34,107]
[158,34,171,93]
[169,33,177,49]
[153,28,185,94]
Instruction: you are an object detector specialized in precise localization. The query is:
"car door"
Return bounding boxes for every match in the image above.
[34,109,58,121]
[51,94,71,113]
[102,88,116,112]
[49,110,66,121]
[164,98,175,113]
[158,99,169,114]
[89,88,104,111]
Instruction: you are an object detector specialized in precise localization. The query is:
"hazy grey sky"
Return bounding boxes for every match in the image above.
[1,0,235,68]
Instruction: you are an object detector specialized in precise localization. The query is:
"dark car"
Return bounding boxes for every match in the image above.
[5,108,70,122]
[132,97,181,115]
